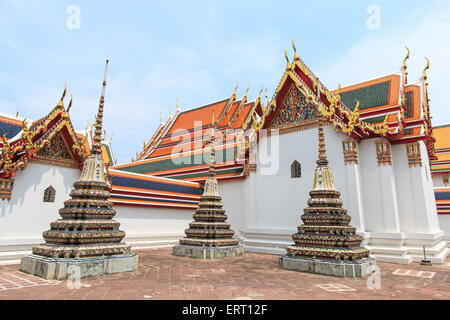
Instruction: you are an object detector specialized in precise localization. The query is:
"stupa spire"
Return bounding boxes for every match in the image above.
[21,61,137,280]
[316,116,329,167]
[91,59,109,155]
[208,110,216,177]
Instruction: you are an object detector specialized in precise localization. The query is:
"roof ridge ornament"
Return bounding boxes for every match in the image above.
[423,57,430,81]
[57,83,67,108]
[292,38,300,62]
[67,94,73,113]
[285,48,291,71]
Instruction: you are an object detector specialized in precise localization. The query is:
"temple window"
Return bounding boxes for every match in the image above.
[291,160,301,178]
[43,186,56,203]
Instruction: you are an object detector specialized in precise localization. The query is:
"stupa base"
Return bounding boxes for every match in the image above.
[173,244,244,259]
[279,255,377,278]
[20,253,138,280]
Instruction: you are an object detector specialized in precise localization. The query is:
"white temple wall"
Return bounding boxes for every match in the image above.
[0,163,80,264]
[115,205,194,249]
[239,125,360,254]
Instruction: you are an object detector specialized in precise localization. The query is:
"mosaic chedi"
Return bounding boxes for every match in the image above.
[32,60,131,259]
[286,117,370,261]
[173,113,244,259]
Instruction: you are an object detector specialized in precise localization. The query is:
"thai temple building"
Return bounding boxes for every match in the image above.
[0,42,449,265]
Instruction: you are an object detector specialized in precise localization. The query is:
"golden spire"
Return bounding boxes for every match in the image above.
[292,38,300,62]
[285,48,291,71]
[233,80,239,96]
[208,110,216,177]
[316,116,329,167]
[90,59,109,155]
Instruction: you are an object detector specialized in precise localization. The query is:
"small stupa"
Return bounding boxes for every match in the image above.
[21,60,138,280]
[173,111,244,259]
[279,116,376,277]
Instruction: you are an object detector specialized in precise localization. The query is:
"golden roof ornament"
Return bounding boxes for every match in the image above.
[176,98,180,112]
[285,48,291,71]
[67,94,73,113]
[56,84,67,108]
[292,38,300,63]
[423,57,430,81]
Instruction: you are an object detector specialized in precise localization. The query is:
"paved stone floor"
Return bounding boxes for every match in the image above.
[0,248,448,300]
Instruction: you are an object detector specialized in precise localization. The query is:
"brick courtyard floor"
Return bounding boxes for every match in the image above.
[0,247,448,300]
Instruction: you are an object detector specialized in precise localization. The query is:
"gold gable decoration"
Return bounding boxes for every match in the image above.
[33,132,79,169]
[269,84,318,129]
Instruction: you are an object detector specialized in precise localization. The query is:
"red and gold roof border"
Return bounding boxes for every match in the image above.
[0,86,88,177]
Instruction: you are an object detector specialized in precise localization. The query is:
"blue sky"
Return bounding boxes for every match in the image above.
[0,0,449,163]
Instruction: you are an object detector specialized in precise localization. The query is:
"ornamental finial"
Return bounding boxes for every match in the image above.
[244,82,250,97]
[67,94,73,113]
[57,84,67,108]
[285,48,291,71]
[403,46,410,71]
[90,59,109,155]
[292,38,300,62]
[316,116,329,167]
[233,80,239,95]
[423,57,430,81]
[176,98,180,112]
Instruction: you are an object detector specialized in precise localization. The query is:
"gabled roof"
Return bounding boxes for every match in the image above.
[258,42,436,161]
[0,88,89,177]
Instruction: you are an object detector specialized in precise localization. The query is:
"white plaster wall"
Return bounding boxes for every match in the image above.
[115,205,194,248]
[218,179,245,238]
[0,163,79,242]
[248,125,353,233]
[438,215,450,242]
[432,174,446,188]
[0,162,80,263]
[391,141,440,234]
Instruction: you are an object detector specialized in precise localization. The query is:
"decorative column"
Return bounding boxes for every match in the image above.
[20,60,138,280]
[173,112,244,259]
[279,117,376,278]
[342,140,366,239]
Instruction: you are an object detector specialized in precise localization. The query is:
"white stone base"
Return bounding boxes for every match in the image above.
[20,253,138,280]
[279,255,377,278]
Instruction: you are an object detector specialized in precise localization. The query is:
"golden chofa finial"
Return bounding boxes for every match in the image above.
[403,46,410,71]
[423,57,430,81]
[244,82,250,97]
[292,38,300,62]
[57,83,67,108]
[176,98,180,112]
[67,94,73,113]
[160,112,163,124]
[233,80,239,95]
[168,105,172,118]
[285,48,291,71]
[354,99,360,113]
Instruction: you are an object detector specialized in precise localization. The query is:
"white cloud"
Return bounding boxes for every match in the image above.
[317,1,450,126]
